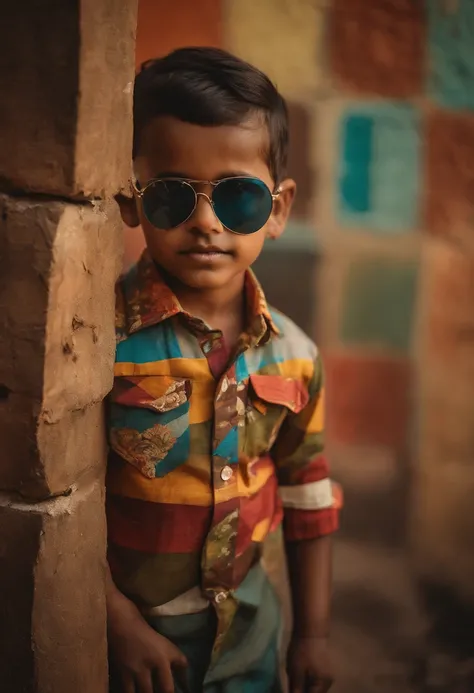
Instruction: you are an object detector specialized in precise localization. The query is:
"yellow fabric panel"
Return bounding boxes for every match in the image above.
[115,358,212,381]
[107,454,212,506]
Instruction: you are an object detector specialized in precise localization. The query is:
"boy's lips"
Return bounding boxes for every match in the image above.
[179,245,233,262]
[180,244,232,255]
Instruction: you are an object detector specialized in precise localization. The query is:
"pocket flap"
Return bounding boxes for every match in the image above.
[249,375,309,414]
[111,376,192,413]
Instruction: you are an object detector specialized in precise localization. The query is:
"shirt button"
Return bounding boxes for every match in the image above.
[214,591,228,604]
[220,465,233,482]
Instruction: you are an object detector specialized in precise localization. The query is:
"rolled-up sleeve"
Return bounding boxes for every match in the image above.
[271,354,342,541]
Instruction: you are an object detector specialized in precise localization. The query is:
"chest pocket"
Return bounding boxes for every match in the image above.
[108,375,192,479]
[243,374,309,458]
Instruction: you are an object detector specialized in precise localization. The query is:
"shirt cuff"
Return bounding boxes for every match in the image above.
[283,506,339,541]
[280,479,342,541]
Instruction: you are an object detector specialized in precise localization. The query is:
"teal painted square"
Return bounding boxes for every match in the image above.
[340,115,373,214]
[338,104,421,232]
[340,259,418,353]
[428,1,474,110]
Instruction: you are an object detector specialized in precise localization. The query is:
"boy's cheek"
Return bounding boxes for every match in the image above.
[233,232,266,264]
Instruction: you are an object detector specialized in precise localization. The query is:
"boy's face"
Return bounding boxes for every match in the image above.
[120,115,295,291]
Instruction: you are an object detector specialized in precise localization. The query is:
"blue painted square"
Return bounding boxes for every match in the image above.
[428,1,474,110]
[338,103,421,232]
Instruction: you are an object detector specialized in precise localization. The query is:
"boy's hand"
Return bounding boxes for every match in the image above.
[287,635,333,693]
[108,586,188,693]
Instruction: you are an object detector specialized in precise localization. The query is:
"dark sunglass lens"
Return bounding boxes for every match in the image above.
[142,180,196,229]
[212,178,273,234]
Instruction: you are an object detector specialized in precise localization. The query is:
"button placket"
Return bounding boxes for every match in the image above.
[220,465,233,482]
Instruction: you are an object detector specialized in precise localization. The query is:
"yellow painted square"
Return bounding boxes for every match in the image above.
[225,0,326,98]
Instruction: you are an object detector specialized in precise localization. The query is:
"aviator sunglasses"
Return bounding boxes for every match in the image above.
[132,176,281,235]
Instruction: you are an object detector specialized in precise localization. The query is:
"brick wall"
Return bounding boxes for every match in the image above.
[0,3,137,691]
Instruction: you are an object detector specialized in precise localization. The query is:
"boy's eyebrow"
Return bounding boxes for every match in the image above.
[215,170,253,179]
[150,170,253,181]
[151,171,189,180]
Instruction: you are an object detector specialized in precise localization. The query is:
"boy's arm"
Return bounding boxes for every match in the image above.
[286,537,332,693]
[271,353,341,693]
[286,535,332,639]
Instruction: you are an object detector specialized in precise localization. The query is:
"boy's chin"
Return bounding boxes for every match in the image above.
[176,267,243,291]
[157,263,245,292]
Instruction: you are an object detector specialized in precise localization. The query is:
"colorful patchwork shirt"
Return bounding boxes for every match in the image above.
[106,251,340,665]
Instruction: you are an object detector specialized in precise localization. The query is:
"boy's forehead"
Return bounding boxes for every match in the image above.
[135,115,273,184]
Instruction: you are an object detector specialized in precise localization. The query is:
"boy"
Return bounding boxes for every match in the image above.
[106,47,340,693]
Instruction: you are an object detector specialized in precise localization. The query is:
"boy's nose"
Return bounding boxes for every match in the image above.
[189,192,224,235]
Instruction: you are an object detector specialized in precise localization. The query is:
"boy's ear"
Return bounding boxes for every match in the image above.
[266,178,296,240]
[115,193,140,228]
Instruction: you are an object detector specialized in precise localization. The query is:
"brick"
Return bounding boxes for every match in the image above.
[417,240,474,468]
[329,0,426,98]
[425,110,474,248]
[413,240,474,602]
[427,0,474,109]
[287,102,315,219]
[424,240,474,367]
[226,0,326,98]
[0,1,137,198]
[0,195,122,497]
[340,258,418,353]
[0,481,107,693]
[135,0,222,67]
[0,195,122,403]
[324,352,411,449]
[338,104,421,231]
[0,396,107,498]
[42,202,123,420]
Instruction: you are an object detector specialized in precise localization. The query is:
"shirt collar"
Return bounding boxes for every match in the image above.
[117,251,280,345]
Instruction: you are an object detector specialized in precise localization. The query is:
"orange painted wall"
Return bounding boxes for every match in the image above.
[135,0,223,67]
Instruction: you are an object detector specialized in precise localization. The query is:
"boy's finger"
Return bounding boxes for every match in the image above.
[134,670,154,693]
[174,664,191,693]
[153,661,175,693]
[170,646,188,670]
[122,672,136,693]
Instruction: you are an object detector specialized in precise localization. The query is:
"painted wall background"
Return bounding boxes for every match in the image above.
[126,2,474,691]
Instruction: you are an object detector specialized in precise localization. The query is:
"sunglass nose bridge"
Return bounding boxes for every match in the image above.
[195,191,214,207]
[194,191,224,231]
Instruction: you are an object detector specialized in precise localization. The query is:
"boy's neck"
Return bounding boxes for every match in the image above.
[164,270,247,338]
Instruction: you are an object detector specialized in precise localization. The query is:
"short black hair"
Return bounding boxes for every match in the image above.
[133,47,289,183]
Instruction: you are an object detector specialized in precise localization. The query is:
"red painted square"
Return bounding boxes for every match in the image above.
[425,110,474,245]
[323,352,411,449]
[136,0,223,67]
[329,0,426,97]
